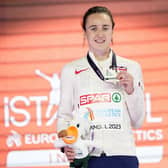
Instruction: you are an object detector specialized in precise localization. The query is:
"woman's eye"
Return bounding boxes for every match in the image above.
[90,27,97,31]
[103,27,109,31]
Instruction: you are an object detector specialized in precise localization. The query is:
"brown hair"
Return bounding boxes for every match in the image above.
[82,6,115,31]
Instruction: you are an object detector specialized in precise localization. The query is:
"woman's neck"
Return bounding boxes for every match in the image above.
[92,49,111,61]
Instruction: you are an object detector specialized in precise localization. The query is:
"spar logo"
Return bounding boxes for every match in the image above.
[80,93,111,105]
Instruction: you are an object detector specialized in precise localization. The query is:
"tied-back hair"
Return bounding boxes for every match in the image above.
[82,6,115,31]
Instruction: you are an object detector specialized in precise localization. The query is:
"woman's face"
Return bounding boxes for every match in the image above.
[85,13,113,56]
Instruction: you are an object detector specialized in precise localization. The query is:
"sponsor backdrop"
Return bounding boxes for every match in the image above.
[0,0,168,167]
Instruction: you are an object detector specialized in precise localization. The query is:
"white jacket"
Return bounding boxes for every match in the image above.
[57,51,145,156]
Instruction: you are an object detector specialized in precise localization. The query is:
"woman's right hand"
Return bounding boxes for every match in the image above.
[64,146,75,163]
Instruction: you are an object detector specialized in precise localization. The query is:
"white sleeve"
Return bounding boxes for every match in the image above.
[56,64,75,132]
[125,63,145,129]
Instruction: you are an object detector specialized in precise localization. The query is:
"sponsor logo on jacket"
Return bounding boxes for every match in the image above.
[80,93,111,105]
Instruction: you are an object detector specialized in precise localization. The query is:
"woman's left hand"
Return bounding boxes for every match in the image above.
[117,71,134,95]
